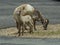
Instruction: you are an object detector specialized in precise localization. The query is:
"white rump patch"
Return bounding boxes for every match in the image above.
[25,4,34,12]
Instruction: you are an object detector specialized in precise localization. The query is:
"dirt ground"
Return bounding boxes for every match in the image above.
[0,24,60,38]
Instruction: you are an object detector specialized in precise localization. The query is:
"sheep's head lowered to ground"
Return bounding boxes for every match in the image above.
[42,18,49,30]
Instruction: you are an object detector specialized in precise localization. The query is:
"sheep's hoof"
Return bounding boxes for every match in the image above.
[29,31,33,34]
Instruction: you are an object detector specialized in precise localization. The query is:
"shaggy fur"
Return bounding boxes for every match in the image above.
[14,14,34,36]
[33,10,49,30]
[19,15,34,36]
[13,4,49,36]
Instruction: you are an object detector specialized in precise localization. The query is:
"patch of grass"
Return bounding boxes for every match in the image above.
[33,29,60,36]
[0,24,60,38]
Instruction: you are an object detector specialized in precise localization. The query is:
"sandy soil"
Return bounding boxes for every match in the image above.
[0,24,60,38]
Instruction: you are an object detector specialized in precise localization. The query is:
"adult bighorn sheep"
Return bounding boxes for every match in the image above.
[13,4,49,36]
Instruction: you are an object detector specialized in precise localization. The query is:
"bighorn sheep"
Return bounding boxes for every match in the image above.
[18,14,34,36]
[13,11,34,36]
[13,4,49,36]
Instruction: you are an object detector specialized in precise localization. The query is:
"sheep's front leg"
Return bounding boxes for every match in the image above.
[29,22,34,34]
[30,26,33,34]
[33,20,37,31]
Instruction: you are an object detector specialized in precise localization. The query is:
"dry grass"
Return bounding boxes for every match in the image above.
[0,24,60,38]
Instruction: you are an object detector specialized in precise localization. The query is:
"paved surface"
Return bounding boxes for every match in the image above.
[0,0,60,45]
[0,36,60,45]
[0,0,60,28]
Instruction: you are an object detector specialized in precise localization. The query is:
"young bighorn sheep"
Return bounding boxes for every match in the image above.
[13,11,34,36]
[19,14,34,36]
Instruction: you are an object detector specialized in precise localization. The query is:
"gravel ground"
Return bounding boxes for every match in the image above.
[0,24,60,38]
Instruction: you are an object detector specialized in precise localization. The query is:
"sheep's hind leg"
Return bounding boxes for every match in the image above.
[18,23,21,36]
[22,24,25,36]
[16,22,20,34]
[16,21,19,29]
